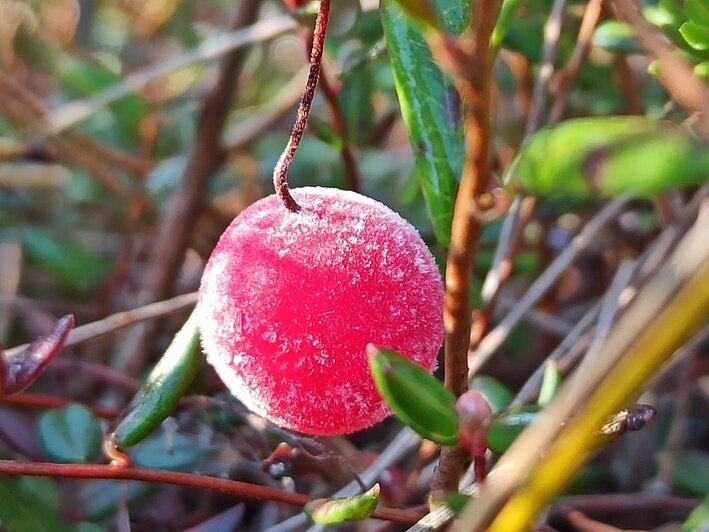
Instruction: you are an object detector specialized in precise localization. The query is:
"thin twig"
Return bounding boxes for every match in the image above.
[576,259,636,377]
[4,292,197,358]
[0,393,120,419]
[525,0,569,137]
[482,0,569,307]
[0,459,422,524]
[272,0,332,212]
[468,196,630,378]
[432,0,502,495]
[549,0,604,123]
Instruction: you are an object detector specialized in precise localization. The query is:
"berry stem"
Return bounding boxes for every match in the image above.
[273,0,332,212]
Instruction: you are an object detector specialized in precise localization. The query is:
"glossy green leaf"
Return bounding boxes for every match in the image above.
[368,345,459,445]
[305,484,380,525]
[504,117,709,198]
[683,495,709,532]
[486,405,539,454]
[469,375,514,414]
[680,22,709,51]
[0,477,72,532]
[592,21,641,54]
[37,403,102,463]
[537,361,561,406]
[112,309,203,448]
[21,229,110,292]
[381,0,470,247]
[686,0,709,28]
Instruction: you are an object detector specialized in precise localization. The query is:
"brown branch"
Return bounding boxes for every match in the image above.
[0,459,422,524]
[0,393,120,419]
[0,460,420,524]
[273,0,332,212]
[317,64,361,192]
[430,0,502,495]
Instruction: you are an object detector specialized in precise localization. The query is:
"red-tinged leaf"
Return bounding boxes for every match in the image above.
[1,314,74,395]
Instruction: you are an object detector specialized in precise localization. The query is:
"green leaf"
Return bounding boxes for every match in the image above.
[388,0,440,28]
[74,523,106,532]
[486,405,539,454]
[696,61,709,79]
[112,310,203,448]
[683,495,709,532]
[21,229,110,292]
[305,484,380,525]
[686,0,709,28]
[504,117,709,198]
[492,0,522,49]
[680,21,709,51]
[37,403,102,463]
[339,67,374,146]
[368,345,459,445]
[592,21,641,54]
[381,0,469,247]
[537,361,561,406]
[0,477,72,532]
[79,481,153,521]
[469,375,514,414]
[133,433,208,472]
[670,450,709,497]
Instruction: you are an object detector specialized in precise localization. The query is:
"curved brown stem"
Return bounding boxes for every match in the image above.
[273,0,332,212]
[0,459,423,524]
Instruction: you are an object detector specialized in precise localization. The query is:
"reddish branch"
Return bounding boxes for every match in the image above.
[0,460,422,524]
[273,0,333,212]
[0,393,120,419]
[430,0,502,495]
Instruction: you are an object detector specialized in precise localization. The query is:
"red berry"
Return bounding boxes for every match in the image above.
[199,187,444,435]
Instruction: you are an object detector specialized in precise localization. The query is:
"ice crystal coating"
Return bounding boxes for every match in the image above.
[198,187,444,435]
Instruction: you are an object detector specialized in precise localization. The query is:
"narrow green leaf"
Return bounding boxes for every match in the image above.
[381,0,470,247]
[469,375,514,414]
[0,477,72,532]
[492,0,522,49]
[368,345,459,445]
[504,117,709,198]
[37,403,102,463]
[537,361,561,406]
[305,484,380,525]
[112,309,203,448]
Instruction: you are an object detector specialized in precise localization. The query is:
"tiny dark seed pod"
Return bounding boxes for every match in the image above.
[625,404,657,432]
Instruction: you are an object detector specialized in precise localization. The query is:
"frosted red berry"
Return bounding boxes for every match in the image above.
[198,187,444,435]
